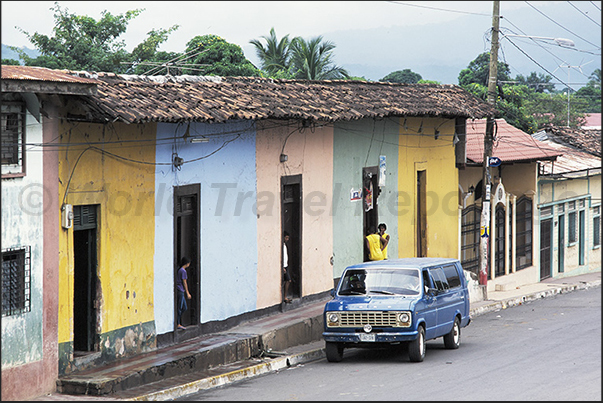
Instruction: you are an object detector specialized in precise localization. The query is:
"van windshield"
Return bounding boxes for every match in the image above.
[339,268,420,296]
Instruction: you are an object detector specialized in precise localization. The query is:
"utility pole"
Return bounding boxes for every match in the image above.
[480,0,500,289]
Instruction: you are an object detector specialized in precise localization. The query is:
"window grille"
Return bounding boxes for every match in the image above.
[516,196,532,270]
[461,205,481,275]
[1,103,25,176]
[568,211,577,244]
[594,207,601,248]
[2,246,31,317]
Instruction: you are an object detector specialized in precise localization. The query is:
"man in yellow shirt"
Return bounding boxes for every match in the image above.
[378,223,390,259]
[365,226,385,261]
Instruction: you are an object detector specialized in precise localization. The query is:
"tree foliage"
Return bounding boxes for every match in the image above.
[458,52,511,88]
[289,36,349,80]
[250,30,348,80]
[249,27,292,76]
[181,34,260,77]
[12,2,178,73]
[380,69,422,84]
[458,52,598,132]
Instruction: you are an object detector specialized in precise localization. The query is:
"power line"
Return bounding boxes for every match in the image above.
[590,1,601,11]
[567,1,601,27]
[524,1,601,49]
[386,1,490,16]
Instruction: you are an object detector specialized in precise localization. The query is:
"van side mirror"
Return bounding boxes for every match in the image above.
[330,289,335,297]
[426,287,439,296]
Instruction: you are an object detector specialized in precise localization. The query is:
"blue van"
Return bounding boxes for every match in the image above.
[322,258,471,362]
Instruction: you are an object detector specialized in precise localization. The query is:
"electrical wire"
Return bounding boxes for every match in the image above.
[524,1,601,49]
[386,1,490,16]
[567,1,601,27]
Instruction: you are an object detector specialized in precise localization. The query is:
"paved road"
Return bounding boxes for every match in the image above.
[179,286,601,401]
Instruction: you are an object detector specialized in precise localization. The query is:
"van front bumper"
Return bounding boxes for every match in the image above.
[323,330,419,343]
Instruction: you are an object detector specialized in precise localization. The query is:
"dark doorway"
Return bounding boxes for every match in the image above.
[73,205,98,353]
[540,218,552,280]
[174,184,200,328]
[282,175,302,299]
[495,205,506,277]
[362,166,380,261]
[417,170,427,257]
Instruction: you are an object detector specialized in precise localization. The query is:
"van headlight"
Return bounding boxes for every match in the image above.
[397,312,411,326]
[327,312,339,327]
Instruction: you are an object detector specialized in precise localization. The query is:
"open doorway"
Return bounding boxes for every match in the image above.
[362,166,380,261]
[417,170,427,257]
[282,175,302,300]
[73,205,98,354]
[174,184,200,328]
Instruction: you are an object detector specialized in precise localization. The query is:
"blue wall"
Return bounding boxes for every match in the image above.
[154,121,258,334]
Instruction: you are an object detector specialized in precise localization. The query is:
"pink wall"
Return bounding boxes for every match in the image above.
[255,120,334,308]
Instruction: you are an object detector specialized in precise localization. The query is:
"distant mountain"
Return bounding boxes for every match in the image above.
[2,44,40,64]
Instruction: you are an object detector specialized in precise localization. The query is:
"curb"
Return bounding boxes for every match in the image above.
[127,349,326,401]
[469,279,601,318]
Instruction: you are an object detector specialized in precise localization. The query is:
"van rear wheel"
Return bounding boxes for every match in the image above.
[444,317,461,349]
[408,326,425,362]
[325,342,344,362]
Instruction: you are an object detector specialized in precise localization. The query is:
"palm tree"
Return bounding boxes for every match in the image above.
[289,36,349,80]
[249,27,293,76]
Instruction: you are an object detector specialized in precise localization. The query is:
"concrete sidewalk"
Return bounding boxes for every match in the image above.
[33,270,601,401]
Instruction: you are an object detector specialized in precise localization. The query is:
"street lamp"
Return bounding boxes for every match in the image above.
[500,34,575,48]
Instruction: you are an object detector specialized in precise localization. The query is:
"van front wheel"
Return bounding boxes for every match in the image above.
[444,317,461,349]
[408,326,425,362]
[325,342,344,362]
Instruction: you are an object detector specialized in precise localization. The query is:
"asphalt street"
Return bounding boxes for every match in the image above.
[178,286,602,401]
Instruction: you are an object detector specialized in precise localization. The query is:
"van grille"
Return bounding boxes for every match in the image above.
[339,311,399,327]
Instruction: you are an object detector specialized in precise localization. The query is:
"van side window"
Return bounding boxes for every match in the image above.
[422,270,432,292]
[443,264,461,289]
[429,267,449,291]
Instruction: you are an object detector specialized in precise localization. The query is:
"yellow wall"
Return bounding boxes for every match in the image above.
[397,117,459,258]
[58,122,156,344]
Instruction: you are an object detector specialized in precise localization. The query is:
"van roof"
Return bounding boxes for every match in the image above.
[345,257,459,270]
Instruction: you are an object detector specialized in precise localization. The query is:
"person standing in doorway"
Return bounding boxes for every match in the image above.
[378,223,390,259]
[176,256,191,330]
[283,231,292,303]
[365,226,385,261]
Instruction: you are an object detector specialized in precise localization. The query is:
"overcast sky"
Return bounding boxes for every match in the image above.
[2,1,601,85]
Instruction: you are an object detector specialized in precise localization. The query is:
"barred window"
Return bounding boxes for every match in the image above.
[1,102,25,176]
[2,246,31,317]
[594,206,600,248]
[461,205,481,275]
[516,196,532,270]
[568,211,577,244]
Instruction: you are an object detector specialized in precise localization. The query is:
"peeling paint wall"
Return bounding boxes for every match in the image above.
[1,110,44,369]
[57,121,156,373]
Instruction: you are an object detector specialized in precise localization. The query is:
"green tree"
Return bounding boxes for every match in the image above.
[183,34,260,77]
[249,27,293,77]
[12,2,178,73]
[380,69,422,83]
[2,59,20,65]
[515,72,554,93]
[289,36,348,80]
[458,52,511,88]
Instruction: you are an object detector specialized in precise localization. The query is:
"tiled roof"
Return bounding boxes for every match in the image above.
[540,123,601,157]
[1,65,97,84]
[64,71,497,124]
[466,118,561,164]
